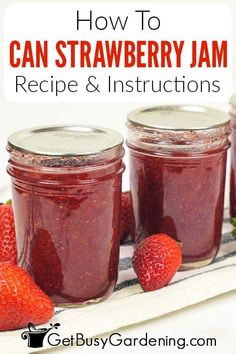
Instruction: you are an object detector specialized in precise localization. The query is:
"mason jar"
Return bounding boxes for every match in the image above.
[7,125,124,306]
[127,106,230,270]
[230,95,236,218]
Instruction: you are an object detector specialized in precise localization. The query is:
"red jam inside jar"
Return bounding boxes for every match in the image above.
[230,95,236,217]
[7,125,124,305]
[127,106,230,269]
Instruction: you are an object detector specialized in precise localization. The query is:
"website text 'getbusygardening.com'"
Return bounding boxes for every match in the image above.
[47,332,217,350]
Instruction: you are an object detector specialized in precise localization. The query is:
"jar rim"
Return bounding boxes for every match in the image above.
[127,105,229,131]
[7,124,124,157]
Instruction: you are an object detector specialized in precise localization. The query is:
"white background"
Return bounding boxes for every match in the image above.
[0,1,236,354]
[3,3,232,102]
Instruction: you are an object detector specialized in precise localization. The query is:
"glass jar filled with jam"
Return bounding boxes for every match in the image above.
[230,95,236,218]
[7,125,124,306]
[127,106,230,270]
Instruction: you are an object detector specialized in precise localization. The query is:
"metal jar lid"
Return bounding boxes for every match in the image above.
[7,125,123,156]
[127,105,229,131]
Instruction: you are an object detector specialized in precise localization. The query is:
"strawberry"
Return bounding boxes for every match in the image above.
[0,264,54,331]
[132,234,182,291]
[0,201,17,264]
[120,191,131,243]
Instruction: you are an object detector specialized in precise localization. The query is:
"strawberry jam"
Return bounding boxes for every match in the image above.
[127,106,230,269]
[230,96,236,217]
[7,125,124,305]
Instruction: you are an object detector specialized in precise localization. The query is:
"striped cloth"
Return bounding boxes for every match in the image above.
[2,209,236,354]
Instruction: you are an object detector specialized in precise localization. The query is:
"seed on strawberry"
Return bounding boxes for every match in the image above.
[132,234,182,291]
[120,191,131,243]
[0,201,17,264]
[0,264,54,331]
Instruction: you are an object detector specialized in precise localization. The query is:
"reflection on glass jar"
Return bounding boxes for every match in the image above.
[127,106,230,270]
[7,125,124,306]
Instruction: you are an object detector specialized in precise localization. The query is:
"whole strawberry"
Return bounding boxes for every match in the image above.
[0,201,17,264]
[0,264,54,331]
[120,191,131,243]
[132,234,182,291]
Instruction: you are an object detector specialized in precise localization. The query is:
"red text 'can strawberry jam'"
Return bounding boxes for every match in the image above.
[127,106,230,270]
[7,125,124,305]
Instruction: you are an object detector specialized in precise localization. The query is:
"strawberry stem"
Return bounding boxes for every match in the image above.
[5,199,12,205]
[232,228,236,238]
[231,218,236,227]
[231,218,236,239]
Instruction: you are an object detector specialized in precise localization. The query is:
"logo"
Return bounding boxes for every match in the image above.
[21,322,60,348]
